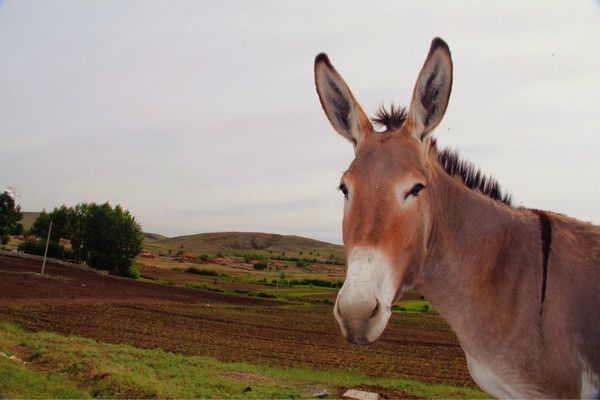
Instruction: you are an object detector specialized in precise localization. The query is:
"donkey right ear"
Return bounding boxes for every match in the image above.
[315,53,372,146]
[407,38,453,142]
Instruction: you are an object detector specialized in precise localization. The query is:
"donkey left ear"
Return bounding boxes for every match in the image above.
[407,37,453,141]
[315,53,373,146]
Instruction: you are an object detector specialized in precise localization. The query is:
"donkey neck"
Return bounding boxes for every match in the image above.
[417,163,540,348]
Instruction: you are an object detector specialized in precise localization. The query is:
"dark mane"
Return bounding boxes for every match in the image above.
[432,140,512,206]
[372,104,407,130]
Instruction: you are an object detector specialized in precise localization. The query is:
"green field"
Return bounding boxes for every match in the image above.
[0,321,485,399]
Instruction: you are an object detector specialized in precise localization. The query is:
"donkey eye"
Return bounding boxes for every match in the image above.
[405,183,426,199]
[338,183,349,200]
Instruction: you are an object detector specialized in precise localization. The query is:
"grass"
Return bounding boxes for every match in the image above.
[138,261,435,312]
[394,300,435,313]
[0,356,87,399]
[0,321,486,399]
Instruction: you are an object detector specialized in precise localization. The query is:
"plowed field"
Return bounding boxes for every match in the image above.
[0,254,474,386]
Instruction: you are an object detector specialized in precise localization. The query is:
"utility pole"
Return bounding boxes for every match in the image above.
[41,219,52,275]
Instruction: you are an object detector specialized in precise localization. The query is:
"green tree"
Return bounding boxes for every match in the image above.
[28,202,143,277]
[82,203,143,277]
[30,210,50,238]
[30,206,71,242]
[12,223,23,236]
[48,205,70,241]
[65,203,90,263]
[0,191,22,245]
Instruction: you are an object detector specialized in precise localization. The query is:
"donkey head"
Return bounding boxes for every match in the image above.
[315,38,453,344]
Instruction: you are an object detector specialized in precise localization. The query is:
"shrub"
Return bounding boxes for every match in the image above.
[17,240,66,259]
[186,267,218,276]
[252,262,267,270]
[289,278,342,288]
[122,265,140,279]
[243,252,270,266]
[30,348,47,360]
[256,292,276,298]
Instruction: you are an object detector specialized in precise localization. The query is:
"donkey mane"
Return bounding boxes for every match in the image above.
[433,143,512,206]
[372,104,512,206]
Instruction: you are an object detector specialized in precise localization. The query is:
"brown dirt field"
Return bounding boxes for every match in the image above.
[0,255,277,307]
[0,254,475,387]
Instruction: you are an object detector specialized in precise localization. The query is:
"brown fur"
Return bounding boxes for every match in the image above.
[315,38,600,398]
[419,157,600,397]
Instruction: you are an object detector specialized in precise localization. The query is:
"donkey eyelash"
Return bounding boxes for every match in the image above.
[405,183,426,199]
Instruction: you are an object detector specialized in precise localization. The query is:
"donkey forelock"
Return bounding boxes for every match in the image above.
[372,102,512,207]
[372,104,408,131]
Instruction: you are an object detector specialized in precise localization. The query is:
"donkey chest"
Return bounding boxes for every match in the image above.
[465,354,536,398]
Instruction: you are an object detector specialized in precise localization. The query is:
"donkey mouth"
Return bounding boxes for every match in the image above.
[346,334,375,346]
[334,300,392,345]
[339,313,392,345]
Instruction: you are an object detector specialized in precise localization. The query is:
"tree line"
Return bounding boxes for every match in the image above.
[0,191,143,278]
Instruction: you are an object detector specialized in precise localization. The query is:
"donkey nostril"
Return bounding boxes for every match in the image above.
[369,299,380,319]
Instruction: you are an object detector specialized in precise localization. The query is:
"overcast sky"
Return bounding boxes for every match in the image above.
[1,1,599,243]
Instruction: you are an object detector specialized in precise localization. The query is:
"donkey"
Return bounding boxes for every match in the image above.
[314,37,600,398]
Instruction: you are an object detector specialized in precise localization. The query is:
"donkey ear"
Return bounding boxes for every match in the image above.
[407,38,453,141]
[315,53,372,146]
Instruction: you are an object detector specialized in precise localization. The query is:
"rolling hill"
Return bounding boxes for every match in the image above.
[143,232,169,242]
[19,211,40,231]
[148,232,345,259]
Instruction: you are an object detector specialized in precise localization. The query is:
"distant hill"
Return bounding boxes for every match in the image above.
[20,211,40,231]
[143,232,169,242]
[150,232,345,259]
